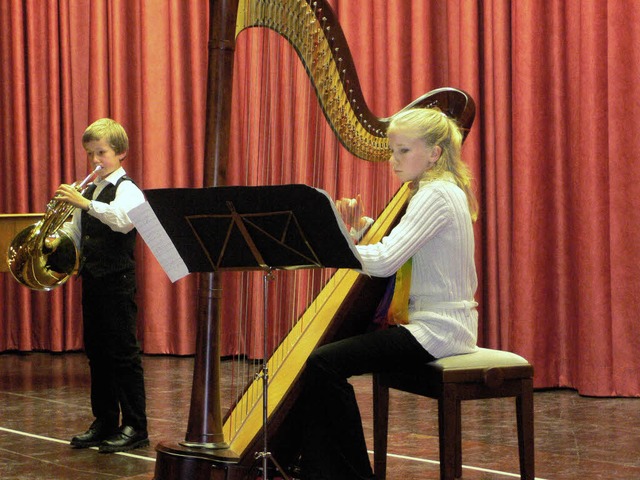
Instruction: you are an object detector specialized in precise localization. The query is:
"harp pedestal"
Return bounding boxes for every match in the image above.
[155,442,244,480]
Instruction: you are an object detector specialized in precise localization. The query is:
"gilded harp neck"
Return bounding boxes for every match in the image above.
[235,0,476,162]
[236,0,388,161]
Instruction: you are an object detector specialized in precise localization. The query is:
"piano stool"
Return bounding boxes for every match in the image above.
[372,348,535,480]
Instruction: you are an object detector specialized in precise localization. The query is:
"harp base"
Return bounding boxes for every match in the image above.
[180,440,230,449]
[154,441,245,480]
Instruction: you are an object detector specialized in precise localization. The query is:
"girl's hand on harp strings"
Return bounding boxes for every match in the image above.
[335,194,373,242]
[336,194,364,228]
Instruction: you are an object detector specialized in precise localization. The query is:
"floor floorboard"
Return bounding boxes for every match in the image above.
[0,352,638,479]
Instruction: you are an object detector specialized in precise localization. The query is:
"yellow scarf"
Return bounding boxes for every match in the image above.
[386,258,412,325]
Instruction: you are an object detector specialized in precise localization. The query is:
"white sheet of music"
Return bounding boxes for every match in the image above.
[127,201,190,282]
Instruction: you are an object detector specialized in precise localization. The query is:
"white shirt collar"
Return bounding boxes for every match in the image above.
[96,166,126,187]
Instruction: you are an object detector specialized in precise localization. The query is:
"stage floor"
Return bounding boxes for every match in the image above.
[0,352,638,479]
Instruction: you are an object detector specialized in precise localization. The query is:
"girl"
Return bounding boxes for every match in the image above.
[299,108,478,479]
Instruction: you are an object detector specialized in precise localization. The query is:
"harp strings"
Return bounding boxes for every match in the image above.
[223,15,338,426]
[221,0,396,441]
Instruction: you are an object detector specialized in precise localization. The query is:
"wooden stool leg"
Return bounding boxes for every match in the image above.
[516,378,535,480]
[373,374,390,480]
[438,385,457,480]
[455,397,462,478]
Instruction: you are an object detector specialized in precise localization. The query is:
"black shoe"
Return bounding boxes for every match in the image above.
[70,421,118,448]
[98,425,149,453]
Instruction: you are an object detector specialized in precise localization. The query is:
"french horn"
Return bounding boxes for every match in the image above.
[7,165,102,291]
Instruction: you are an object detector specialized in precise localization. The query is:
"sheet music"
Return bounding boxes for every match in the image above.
[128,201,190,282]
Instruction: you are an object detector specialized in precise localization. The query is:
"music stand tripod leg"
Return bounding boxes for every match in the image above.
[256,268,290,480]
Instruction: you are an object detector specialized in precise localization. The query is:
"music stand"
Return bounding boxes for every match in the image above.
[128,184,362,479]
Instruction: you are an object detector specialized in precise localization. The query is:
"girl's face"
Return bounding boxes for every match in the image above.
[83,138,126,179]
[388,131,440,183]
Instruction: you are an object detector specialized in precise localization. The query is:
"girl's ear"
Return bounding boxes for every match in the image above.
[430,145,442,162]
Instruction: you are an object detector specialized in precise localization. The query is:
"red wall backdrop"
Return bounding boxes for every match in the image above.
[1,0,639,397]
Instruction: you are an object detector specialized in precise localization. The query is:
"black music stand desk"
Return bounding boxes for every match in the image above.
[128,184,361,278]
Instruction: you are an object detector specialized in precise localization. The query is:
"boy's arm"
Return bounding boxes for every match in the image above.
[89,181,145,233]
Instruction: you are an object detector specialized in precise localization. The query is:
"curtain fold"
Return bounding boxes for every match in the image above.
[1,0,639,396]
[608,2,640,395]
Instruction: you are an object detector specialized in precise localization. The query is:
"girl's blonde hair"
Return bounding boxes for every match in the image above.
[82,118,129,155]
[387,108,478,221]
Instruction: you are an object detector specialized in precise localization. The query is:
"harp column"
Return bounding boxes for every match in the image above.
[154,0,241,478]
[180,0,240,448]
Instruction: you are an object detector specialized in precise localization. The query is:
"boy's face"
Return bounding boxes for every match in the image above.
[83,138,126,179]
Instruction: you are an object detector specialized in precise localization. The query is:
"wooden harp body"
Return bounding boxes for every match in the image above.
[154,1,475,479]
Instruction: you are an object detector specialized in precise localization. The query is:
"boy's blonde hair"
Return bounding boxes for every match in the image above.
[82,118,129,155]
[387,108,478,221]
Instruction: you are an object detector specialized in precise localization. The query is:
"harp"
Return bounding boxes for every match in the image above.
[154,1,475,479]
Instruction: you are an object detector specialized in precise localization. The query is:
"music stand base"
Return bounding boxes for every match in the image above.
[255,451,291,480]
[255,269,291,480]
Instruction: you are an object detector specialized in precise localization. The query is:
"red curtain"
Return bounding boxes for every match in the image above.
[1,0,638,397]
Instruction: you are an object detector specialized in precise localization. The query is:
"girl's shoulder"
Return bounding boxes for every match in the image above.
[411,177,466,218]
[417,174,460,196]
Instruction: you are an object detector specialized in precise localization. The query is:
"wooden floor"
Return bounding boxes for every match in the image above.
[0,352,638,480]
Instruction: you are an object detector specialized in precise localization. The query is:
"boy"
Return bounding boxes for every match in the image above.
[51,118,148,453]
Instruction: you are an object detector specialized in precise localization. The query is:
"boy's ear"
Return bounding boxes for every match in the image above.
[118,151,128,161]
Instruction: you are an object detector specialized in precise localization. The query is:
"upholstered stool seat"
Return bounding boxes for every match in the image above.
[373,348,534,480]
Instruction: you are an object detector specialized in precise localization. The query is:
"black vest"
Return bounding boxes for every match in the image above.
[80,176,137,278]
